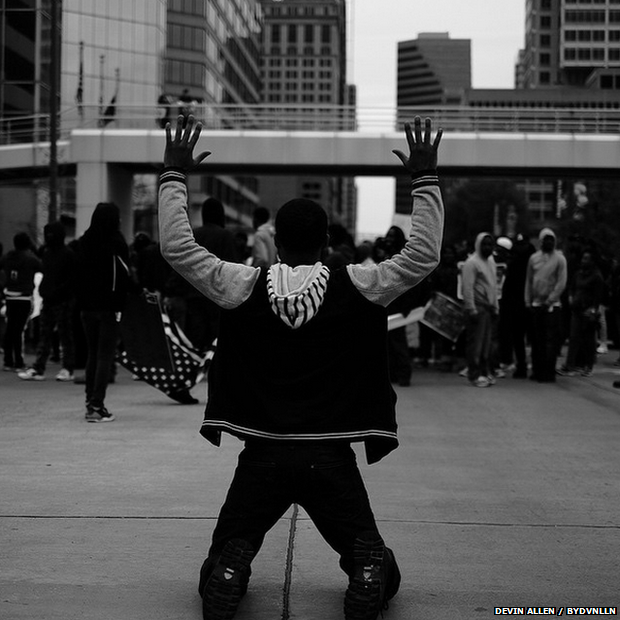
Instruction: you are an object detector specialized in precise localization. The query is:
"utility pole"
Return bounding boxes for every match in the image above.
[48,0,60,223]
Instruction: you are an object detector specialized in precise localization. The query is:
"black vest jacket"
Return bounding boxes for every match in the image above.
[200,267,399,464]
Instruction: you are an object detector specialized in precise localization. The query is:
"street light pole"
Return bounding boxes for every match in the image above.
[49,0,59,223]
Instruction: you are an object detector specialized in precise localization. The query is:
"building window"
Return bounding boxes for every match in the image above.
[304,24,314,44]
[601,75,613,89]
[541,0,551,8]
[540,15,551,28]
[539,71,550,84]
[288,24,297,44]
[609,30,620,41]
[593,48,605,60]
[321,24,331,44]
[540,34,551,46]
[610,49,620,60]
[540,52,550,66]
[271,24,280,44]
[564,48,577,60]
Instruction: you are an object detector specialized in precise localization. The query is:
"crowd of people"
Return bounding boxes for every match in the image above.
[2,208,620,411]
[2,115,620,620]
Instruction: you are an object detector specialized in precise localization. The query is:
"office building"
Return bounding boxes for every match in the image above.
[395,33,471,216]
[0,1,264,245]
[258,0,357,234]
[518,0,620,88]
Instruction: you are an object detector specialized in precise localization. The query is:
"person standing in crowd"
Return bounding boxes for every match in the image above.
[158,115,443,620]
[525,227,567,383]
[498,234,535,379]
[166,197,238,353]
[75,203,130,422]
[429,244,461,371]
[251,206,277,268]
[0,232,42,372]
[383,225,422,386]
[18,222,77,382]
[609,256,620,367]
[557,250,605,377]
[461,233,498,387]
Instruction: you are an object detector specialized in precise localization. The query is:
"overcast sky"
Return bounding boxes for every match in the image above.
[349,0,527,238]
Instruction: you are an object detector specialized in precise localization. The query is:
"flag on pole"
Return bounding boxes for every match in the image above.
[99,67,119,127]
[75,41,84,120]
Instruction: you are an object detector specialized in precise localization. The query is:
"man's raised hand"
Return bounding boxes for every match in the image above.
[392,116,443,176]
[164,115,211,172]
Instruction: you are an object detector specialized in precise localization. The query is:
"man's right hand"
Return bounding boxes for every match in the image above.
[392,116,443,176]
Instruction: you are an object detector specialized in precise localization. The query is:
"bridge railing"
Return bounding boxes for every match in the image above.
[1,104,619,146]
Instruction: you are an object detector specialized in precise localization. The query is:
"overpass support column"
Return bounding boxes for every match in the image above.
[75,162,134,240]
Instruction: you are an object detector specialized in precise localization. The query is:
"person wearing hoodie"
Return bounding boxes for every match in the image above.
[557,250,605,377]
[0,232,42,371]
[75,203,130,422]
[251,206,278,269]
[18,222,77,381]
[158,115,443,620]
[461,233,498,388]
[525,227,567,383]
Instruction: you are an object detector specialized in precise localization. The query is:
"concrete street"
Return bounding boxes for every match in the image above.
[1,350,619,619]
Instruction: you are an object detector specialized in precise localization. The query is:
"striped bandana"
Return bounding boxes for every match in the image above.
[267,262,330,329]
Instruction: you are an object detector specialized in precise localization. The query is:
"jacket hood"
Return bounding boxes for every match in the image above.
[539,227,556,241]
[267,262,330,329]
[474,232,493,257]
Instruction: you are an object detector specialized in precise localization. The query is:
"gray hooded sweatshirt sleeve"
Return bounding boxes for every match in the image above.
[158,170,444,309]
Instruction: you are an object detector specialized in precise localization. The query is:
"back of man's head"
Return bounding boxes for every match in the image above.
[275,199,327,252]
[13,232,32,252]
[201,198,225,227]
[253,206,270,228]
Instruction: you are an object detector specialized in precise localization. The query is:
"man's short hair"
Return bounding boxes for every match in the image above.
[275,199,327,252]
[253,206,271,226]
[201,198,225,227]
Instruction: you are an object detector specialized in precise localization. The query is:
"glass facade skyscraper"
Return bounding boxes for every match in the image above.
[61,0,166,126]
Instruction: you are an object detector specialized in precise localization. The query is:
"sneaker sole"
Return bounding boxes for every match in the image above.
[202,539,254,620]
[344,534,385,620]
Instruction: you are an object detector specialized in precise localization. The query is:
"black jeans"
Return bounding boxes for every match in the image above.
[3,298,32,368]
[33,300,75,374]
[81,310,119,408]
[530,306,562,382]
[206,441,399,581]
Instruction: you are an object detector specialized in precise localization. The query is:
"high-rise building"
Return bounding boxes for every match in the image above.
[395,33,471,216]
[518,0,620,88]
[397,33,471,108]
[258,0,356,234]
[513,0,620,221]
[0,0,265,245]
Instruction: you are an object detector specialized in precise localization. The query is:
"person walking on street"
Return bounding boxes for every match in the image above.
[18,222,77,382]
[0,232,42,372]
[461,233,498,387]
[525,228,567,383]
[158,115,443,620]
[75,203,130,422]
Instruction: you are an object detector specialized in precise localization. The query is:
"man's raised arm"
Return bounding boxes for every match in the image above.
[348,117,445,307]
[158,116,260,309]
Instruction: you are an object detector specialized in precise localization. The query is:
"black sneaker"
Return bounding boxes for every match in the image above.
[202,539,254,620]
[85,406,115,423]
[344,533,388,620]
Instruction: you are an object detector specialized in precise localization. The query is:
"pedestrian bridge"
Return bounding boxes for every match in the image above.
[1,104,619,234]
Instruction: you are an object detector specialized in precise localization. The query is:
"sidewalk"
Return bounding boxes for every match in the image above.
[2,350,619,619]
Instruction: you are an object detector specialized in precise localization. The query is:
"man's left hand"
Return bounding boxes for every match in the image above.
[164,115,211,172]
